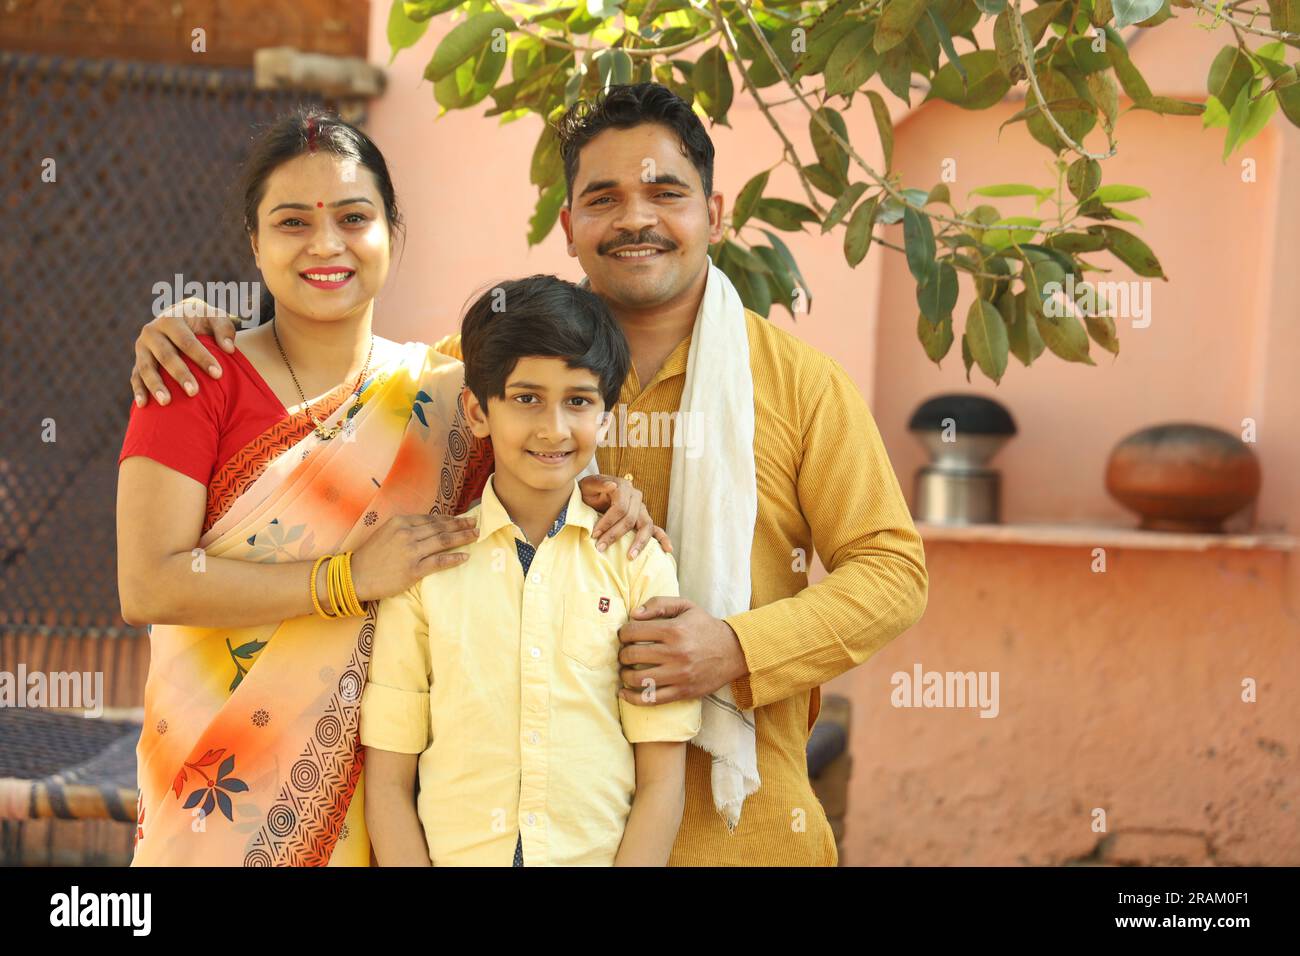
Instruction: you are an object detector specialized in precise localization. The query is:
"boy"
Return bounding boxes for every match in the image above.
[360,274,701,866]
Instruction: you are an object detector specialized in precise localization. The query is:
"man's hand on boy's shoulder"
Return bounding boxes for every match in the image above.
[615,597,748,706]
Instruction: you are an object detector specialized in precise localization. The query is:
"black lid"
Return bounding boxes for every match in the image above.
[908,394,1017,435]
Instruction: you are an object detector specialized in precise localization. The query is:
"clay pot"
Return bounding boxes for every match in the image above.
[1105,423,1261,533]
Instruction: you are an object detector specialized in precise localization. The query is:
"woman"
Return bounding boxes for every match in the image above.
[117,109,664,865]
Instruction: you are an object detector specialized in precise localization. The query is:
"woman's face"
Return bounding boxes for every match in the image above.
[250,151,391,322]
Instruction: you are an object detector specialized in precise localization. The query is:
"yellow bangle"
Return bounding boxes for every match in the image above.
[327,556,343,616]
[342,552,364,616]
[310,555,333,619]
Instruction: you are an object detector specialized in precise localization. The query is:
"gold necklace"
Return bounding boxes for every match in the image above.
[272,319,374,441]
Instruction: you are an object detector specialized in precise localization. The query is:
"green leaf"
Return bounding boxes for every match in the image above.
[917,261,959,323]
[759,229,813,309]
[1133,96,1206,116]
[965,298,1010,384]
[865,90,894,170]
[732,170,769,231]
[597,48,634,88]
[961,333,974,382]
[1094,225,1166,278]
[1105,30,1153,102]
[983,216,1042,250]
[1026,69,1096,152]
[803,163,846,198]
[974,254,1011,301]
[903,206,937,283]
[403,0,464,23]
[720,242,773,316]
[1034,309,1094,364]
[1229,88,1277,157]
[1278,80,1300,128]
[821,182,869,233]
[1208,45,1254,114]
[1022,1,1065,43]
[1090,184,1150,203]
[434,42,507,110]
[918,313,955,366]
[844,195,879,267]
[793,20,859,80]
[927,7,968,86]
[1113,0,1164,28]
[1067,158,1101,202]
[879,44,913,105]
[694,46,734,125]
[876,0,928,54]
[1046,231,1106,253]
[754,245,798,316]
[754,198,819,232]
[1087,70,1120,129]
[927,51,1012,110]
[1002,291,1045,366]
[826,25,880,97]
[388,0,430,65]
[426,12,514,83]
[992,10,1028,84]
[969,183,1051,198]
[530,123,562,188]
[527,182,566,246]
[810,107,850,184]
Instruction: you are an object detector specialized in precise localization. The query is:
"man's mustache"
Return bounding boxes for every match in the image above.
[601,234,677,254]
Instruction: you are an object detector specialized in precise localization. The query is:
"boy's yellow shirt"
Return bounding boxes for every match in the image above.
[360,473,702,866]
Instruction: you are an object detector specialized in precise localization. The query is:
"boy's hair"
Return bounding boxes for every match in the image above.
[554,82,715,205]
[460,274,630,414]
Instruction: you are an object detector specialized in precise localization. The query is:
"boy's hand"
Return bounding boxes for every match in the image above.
[579,475,673,558]
[131,297,241,407]
[616,597,748,705]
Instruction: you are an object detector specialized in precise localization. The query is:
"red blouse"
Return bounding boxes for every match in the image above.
[118,335,293,485]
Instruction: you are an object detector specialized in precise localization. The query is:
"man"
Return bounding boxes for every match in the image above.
[127,83,927,866]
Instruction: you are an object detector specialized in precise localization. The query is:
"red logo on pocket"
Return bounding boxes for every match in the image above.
[598,597,610,613]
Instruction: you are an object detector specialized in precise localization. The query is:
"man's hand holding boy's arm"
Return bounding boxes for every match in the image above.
[613,740,687,866]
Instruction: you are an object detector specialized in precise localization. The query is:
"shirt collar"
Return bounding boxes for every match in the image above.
[476,473,598,544]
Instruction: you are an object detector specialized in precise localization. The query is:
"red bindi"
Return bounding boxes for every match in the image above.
[316,201,324,208]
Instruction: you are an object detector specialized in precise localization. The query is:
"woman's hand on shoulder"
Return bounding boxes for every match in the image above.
[350,513,480,601]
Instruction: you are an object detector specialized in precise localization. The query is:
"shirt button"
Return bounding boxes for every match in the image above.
[529,731,540,745]
[623,473,633,482]
[529,646,541,659]
[533,572,544,584]
[526,813,537,826]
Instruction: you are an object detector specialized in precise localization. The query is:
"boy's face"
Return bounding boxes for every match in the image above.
[462,356,614,495]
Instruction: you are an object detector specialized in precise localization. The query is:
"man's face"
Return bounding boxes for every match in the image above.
[462,356,613,496]
[560,123,724,312]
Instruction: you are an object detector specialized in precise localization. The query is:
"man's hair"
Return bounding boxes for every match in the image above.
[554,82,715,204]
[460,274,630,414]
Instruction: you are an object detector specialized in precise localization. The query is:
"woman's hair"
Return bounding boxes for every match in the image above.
[460,274,630,414]
[233,106,403,322]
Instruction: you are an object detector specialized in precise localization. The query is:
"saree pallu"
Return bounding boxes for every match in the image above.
[131,342,492,866]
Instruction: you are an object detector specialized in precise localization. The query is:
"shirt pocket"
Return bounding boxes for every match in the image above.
[561,592,626,671]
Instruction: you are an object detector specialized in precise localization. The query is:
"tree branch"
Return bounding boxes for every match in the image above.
[1187,0,1300,40]
[707,0,829,218]
[1009,0,1117,161]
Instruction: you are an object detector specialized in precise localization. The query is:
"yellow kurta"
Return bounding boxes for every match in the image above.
[434,307,927,866]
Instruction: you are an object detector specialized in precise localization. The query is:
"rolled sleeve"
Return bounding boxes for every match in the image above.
[619,695,701,743]
[360,580,433,754]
